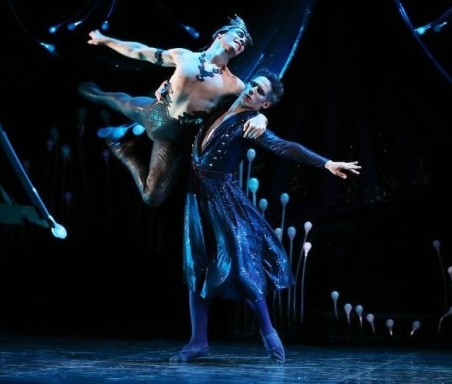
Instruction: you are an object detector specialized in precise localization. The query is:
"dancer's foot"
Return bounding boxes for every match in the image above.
[169,343,209,363]
[97,124,134,141]
[78,81,104,102]
[261,330,285,363]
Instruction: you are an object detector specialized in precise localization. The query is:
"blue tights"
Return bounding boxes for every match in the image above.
[169,292,285,363]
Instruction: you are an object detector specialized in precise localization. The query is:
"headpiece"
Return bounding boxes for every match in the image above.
[212,15,253,46]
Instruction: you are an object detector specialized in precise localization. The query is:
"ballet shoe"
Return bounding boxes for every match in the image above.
[261,330,285,364]
[78,81,104,101]
[169,343,209,363]
[97,125,131,141]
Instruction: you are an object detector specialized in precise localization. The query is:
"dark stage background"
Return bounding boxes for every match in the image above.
[1,0,451,345]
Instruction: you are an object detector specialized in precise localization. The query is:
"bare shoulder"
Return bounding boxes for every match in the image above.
[167,47,195,61]
[224,69,245,93]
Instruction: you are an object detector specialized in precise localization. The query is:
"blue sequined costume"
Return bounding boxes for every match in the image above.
[183,110,330,301]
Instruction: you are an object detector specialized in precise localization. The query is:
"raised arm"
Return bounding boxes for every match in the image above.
[87,30,183,67]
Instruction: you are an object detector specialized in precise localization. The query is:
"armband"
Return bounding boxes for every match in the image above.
[155,49,164,66]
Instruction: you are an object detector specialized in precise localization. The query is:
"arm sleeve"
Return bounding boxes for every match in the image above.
[253,130,330,168]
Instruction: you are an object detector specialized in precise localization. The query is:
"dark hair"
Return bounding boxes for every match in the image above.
[211,15,252,47]
[253,67,284,104]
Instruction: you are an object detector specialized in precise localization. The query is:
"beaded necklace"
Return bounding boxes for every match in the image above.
[196,53,225,81]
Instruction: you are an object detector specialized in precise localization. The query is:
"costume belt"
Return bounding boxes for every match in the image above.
[191,160,234,181]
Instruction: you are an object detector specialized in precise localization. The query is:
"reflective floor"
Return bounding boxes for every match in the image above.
[1,332,452,384]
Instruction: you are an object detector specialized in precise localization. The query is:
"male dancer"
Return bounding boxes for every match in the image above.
[172,68,361,363]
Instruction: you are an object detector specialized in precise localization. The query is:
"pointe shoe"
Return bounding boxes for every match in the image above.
[261,331,285,364]
[169,344,209,363]
[78,81,104,101]
[97,124,132,141]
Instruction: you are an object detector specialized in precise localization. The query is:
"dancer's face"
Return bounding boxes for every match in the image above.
[239,76,273,110]
[217,28,249,56]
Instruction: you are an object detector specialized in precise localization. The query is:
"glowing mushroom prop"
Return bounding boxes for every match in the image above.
[386,318,394,336]
[344,303,352,326]
[286,226,297,320]
[248,177,259,206]
[355,305,364,330]
[366,313,375,335]
[299,242,312,324]
[259,198,268,217]
[280,193,289,235]
[292,221,313,321]
[331,290,339,320]
[410,320,421,336]
[246,148,256,197]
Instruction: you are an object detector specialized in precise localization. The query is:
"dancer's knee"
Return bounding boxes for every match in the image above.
[141,190,165,207]
[142,169,173,207]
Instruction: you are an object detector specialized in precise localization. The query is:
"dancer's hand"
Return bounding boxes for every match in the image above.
[154,80,169,103]
[243,113,268,139]
[87,30,108,45]
[325,161,361,179]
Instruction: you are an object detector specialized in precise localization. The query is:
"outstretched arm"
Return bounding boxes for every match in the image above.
[254,130,329,168]
[87,30,180,67]
[324,160,361,179]
[254,130,361,176]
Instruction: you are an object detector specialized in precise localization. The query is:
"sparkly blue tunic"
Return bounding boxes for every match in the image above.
[183,110,329,301]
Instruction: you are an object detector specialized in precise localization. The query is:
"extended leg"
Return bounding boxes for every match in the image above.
[80,82,184,207]
[246,298,285,363]
[78,82,154,126]
[107,139,183,207]
[169,291,210,362]
[141,140,183,206]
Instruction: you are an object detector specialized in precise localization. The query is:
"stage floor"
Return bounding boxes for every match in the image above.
[1,333,452,383]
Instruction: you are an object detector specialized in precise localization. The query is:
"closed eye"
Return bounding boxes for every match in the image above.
[250,81,265,96]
